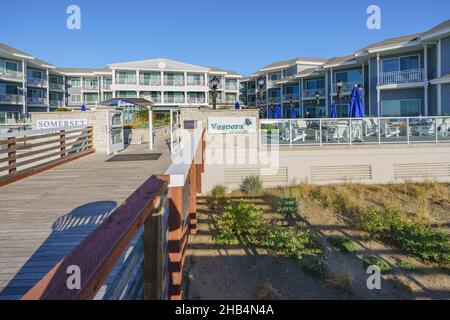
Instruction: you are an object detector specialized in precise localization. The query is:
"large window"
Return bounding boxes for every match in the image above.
[269,72,282,81]
[117,71,137,84]
[70,94,82,104]
[382,55,420,73]
[335,70,362,85]
[27,69,43,79]
[28,89,43,98]
[283,85,299,95]
[0,83,18,95]
[117,91,137,98]
[381,99,420,117]
[187,74,204,86]
[68,78,81,87]
[0,112,19,125]
[0,60,18,71]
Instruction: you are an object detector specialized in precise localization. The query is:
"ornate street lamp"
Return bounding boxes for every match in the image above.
[337,80,344,117]
[257,77,266,117]
[210,76,220,110]
[290,97,294,119]
[315,91,321,106]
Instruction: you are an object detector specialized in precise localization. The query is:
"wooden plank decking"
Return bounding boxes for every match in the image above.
[0,141,172,300]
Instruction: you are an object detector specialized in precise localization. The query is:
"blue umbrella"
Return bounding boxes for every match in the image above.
[349,86,364,118]
[290,106,298,119]
[329,102,337,118]
[235,102,241,110]
[273,105,282,119]
[81,104,87,112]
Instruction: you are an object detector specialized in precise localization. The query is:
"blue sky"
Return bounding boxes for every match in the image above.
[1,0,448,75]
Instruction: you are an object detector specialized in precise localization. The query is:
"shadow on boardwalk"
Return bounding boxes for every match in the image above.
[0,201,117,300]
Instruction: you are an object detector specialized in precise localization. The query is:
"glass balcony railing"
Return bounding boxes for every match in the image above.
[380,69,424,85]
[0,94,24,104]
[27,97,46,105]
[83,84,99,91]
[261,117,450,146]
[139,78,161,86]
[0,69,23,81]
[116,78,137,85]
[164,96,185,103]
[303,88,326,98]
[27,77,47,87]
[49,83,65,91]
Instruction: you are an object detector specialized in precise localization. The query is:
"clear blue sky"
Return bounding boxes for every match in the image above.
[1,0,449,76]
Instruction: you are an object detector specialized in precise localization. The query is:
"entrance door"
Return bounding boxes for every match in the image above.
[107,110,125,154]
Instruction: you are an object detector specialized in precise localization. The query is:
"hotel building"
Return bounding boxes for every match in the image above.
[0,46,242,124]
[241,20,450,118]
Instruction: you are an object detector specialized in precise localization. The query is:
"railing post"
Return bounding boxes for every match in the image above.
[407,118,410,144]
[168,184,184,300]
[8,137,16,174]
[189,161,197,235]
[60,129,66,158]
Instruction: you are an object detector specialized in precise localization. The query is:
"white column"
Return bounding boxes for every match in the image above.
[424,45,429,116]
[46,69,50,111]
[81,76,84,105]
[300,78,304,118]
[437,39,442,115]
[377,53,381,116]
[22,59,27,115]
[149,109,154,150]
[325,72,329,111]
[136,70,140,85]
[368,55,372,115]
[361,62,366,109]
[63,75,66,107]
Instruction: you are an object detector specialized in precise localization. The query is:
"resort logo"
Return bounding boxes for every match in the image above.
[367,5,382,30]
[37,119,88,129]
[67,5,81,30]
[208,117,257,134]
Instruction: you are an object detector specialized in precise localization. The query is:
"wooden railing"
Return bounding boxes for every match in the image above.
[22,124,206,300]
[0,126,94,187]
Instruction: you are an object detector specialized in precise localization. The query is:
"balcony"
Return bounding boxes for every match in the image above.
[267,97,281,104]
[83,84,99,91]
[332,82,359,94]
[304,88,326,99]
[0,94,24,104]
[139,78,161,86]
[164,79,185,87]
[49,83,65,91]
[247,88,256,94]
[116,78,137,85]
[103,84,112,90]
[267,79,281,88]
[0,69,23,82]
[27,97,46,105]
[164,96,185,104]
[50,100,65,107]
[225,84,238,91]
[187,80,205,87]
[379,69,425,85]
[282,93,300,101]
[27,77,47,87]
[187,96,206,104]
[209,82,223,90]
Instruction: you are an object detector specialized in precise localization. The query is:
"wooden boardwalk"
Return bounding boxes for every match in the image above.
[0,141,172,300]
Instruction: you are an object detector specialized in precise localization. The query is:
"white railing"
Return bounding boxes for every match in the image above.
[49,83,65,91]
[303,88,326,98]
[267,80,280,88]
[260,116,450,146]
[225,84,238,91]
[379,69,424,85]
[116,78,137,85]
[27,97,46,105]
[139,78,161,86]
[49,100,65,107]
[187,80,205,86]
[246,88,256,94]
[164,79,185,86]
[27,77,47,87]
[164,96,185,103]
[0,94,24,104]
[103,84,112,90]
[83,84,99,91]
[332,82,359,93]
[267,97,281,104]
[0,69,23,81]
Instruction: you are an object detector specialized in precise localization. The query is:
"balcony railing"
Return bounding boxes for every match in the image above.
[187,80,205,86]
[27,97,46,105]
[379,69,424,85]
[304,88,326,98]
[0,94,24,104]
[282,94,300,101]
[209,82,223,89]
[267,80,280,88]
[83,84,99,91]
[116,78,137,85]
[49,100,65,107]
[225,84,238,91]
[267,97,281,104]
[332,82,360,93]
[261,117,450,146]
[0,69,23,81]
[103,84,112,90]
[164,79,185,86]
[188,96,206,104]
[164,96,185,103]
[49,83,65,91]
[27,77,47,87]
[139,78,161,86]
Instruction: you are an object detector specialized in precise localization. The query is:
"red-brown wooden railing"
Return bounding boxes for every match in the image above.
[21,125,206,300]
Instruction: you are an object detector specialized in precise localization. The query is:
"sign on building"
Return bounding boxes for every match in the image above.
[36,119,88,130]
[208,117,257,134]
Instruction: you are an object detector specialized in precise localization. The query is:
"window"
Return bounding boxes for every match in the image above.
[27,69,43,79]
[225,93,237,102]
[84,93,99,103]
[49,76,59,84]
[70,94,82,104]
[382,56,420,73]
[381,99,420,117]
[0,60,18,71]
[84,78,98,86]
[283,85,299,94]
[117,91,137,98]
[104,77,113,85]
[0,84,18,95]
[0,112,19,125]
[269,72,282,81]
[305,79,325,90]
[187,74,204,86]
[28,89,43,98]
[335,70,362,85]
[68,78,81,87]
[103,92,113,100]
[117,72,137,84]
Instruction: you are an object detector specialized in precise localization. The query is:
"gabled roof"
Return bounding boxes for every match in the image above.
[0,43,55,68]
[357,33,421,54]
[420,19,450,40]
[207,66,242,78]
[260,57,327,71]
[56,67,111,75]
[322,55,357,68]
[108,58,210,72]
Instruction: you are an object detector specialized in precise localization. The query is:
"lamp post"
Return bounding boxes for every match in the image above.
[257,77,266,117]
[210,76,220,110]
[337,79,343,118]
[315,91,321,106]
[290,97,294,118]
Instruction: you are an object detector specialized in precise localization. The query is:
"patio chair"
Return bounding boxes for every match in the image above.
[351,120,364,142]
[381,121,400,138]
[279,122,290,141]
[363,119,378,137]
[324,124,349,143]
[291,120,308,142]
[413,118,442,137]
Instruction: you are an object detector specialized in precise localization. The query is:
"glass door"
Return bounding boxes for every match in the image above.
[107,110,124,154]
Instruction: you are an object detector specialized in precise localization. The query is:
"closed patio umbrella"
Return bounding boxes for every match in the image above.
[81,104,87,112]
[329,102,337,118]
[290,106,298,119]
[235,102,241,110]
[273,105,282,119]
[349,86,364,118]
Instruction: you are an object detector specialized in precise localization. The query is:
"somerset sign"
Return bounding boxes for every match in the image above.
[37,119,88,130]
[208,117,257,134]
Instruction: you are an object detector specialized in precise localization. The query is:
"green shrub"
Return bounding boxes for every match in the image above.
[255,225,320,260]
[273,194,299,215]
[211,185,227,199]
[215,200,263,245]
[328,236,356,254]
[302,258,328,280]
[327,272,353,294]
[357,207,450,265]
[397,260,416,271]
[240,176,263,196]
[363,256,391,274]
